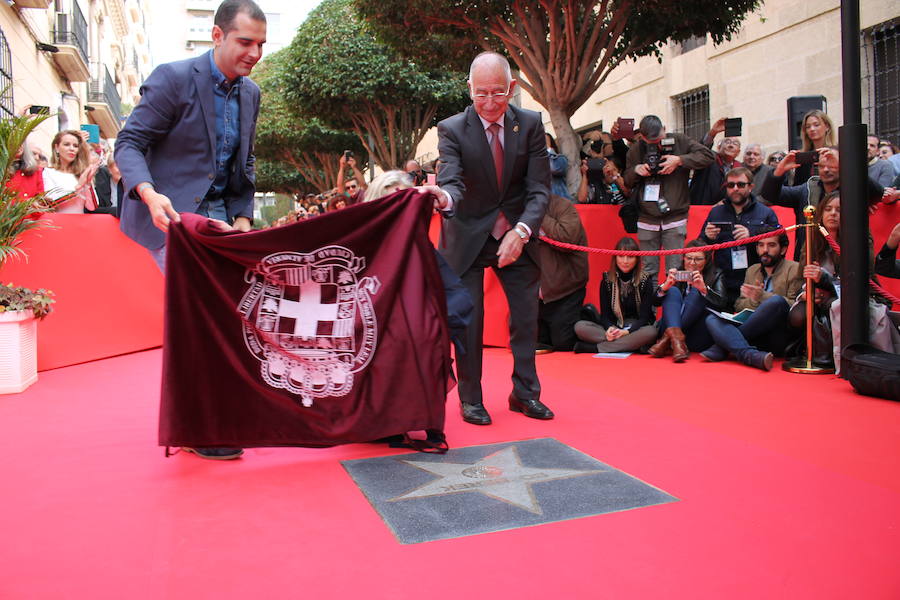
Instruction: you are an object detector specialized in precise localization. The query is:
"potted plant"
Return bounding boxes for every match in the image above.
[0,111,57,393]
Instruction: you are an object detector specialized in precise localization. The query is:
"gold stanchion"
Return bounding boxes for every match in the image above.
[783,205,835,374]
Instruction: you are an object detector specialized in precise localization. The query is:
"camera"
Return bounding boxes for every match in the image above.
[642,136,675,176]
[343,150,353,161]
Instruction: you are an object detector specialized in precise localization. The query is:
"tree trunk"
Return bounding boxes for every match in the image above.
[546,106,582,198]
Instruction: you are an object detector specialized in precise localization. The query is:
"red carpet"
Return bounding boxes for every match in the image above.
[1,349,899,599]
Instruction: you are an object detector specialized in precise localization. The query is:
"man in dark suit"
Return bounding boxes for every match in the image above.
[116,0,265,272]
[115,0,267,460]
[436,52,552,425]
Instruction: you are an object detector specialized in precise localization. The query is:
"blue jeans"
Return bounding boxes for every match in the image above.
[658,287,713,351]
[705,295,790,361]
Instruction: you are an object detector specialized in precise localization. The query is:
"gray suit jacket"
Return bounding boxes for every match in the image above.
[436,104,550,275]
[115,51,261,249]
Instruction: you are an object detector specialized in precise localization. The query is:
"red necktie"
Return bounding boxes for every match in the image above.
[488,123,510,239]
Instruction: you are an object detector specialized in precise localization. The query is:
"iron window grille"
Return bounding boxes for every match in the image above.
[673,86,710,143]
[0,28,12,119]
[862,19,899,144]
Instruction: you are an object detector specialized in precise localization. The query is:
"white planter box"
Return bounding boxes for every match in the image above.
[0,310,38,394]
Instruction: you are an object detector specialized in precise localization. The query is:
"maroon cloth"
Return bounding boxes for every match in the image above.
[160,190,451,447]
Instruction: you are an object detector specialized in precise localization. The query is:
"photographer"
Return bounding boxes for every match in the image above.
[404,159,428,186]
[337,151,367,204]
[576,157,629,204]
[624,115,715,278]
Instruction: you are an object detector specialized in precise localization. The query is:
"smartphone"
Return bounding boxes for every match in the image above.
[80,123,100,144]
[724,117,742,137]
[674,271,693,282]
[795,151,819,165]
[426,173,436,186]
[614,117,634,140]
[343,150,353,161]
[709,221,734,231]
[28,105,50,115]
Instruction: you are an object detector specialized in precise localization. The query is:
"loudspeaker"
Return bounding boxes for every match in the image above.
[787,96,827,150]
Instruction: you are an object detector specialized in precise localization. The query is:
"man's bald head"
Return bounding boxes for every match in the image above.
[468,51,512,83]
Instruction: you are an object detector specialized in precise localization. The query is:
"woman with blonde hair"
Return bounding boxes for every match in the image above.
[795,109,835,186]
[42,129,98,213]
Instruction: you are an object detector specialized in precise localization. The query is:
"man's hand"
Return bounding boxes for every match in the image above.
[882,187,899,205]
[708,117,726,138]
[740,281,764,303]
[635,164,651,177]
[416,185,449,210]
[338,153,347,168]
[497,228,526,268]
[580,158,589,176]
[209,216,251,232]
[732,224,750,240]
[142,189,181,232]
[658,154,682,175]
[774,150,799,177]
[704,222,722,240]
[886,222,900,249]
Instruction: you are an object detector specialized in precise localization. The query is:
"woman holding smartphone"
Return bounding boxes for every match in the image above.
[794,109,836,185]
[649,239,728,362]
[42,130,98,213]
[574,237,657,354]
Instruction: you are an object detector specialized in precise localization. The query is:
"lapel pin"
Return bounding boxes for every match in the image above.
[513,124,519,133]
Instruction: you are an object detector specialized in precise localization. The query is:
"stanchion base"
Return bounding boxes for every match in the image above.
[782,357,835,374]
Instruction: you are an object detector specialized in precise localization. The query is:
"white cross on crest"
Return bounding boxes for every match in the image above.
[278,279,339,338]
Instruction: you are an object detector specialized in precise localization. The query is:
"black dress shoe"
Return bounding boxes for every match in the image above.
[460,402,492,425]
[508,395,554,420]
[182,447,244,460]
[579,303,602,324]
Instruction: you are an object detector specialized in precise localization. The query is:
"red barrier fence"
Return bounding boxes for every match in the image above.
[2,203,897,370]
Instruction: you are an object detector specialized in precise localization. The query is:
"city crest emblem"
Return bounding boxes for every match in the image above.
[237,246,381,407]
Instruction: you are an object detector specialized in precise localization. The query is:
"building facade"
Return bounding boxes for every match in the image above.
[1,0,151,149]
[414,0,899,163]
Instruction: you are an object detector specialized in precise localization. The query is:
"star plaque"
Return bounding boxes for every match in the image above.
[342,438,678,544]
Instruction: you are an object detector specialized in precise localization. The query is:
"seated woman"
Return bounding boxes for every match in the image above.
[788,192,898,366]
[649,238,729,362]
[574,237,657,353]
[41,130,98,213]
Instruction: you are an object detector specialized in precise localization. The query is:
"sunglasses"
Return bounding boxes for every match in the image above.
[725,181,749,189]
[346,184,358,190]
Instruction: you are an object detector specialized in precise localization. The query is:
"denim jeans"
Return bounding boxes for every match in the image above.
[659,287,713,351]
[704,295,790,360]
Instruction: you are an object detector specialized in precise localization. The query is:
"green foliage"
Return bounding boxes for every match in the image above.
[0,284,55,319]
[278,0,468,167]
[258,194,295,227]
[254,158,309,195]
[0,111,57,268]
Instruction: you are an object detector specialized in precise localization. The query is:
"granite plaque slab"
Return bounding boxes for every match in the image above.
[342,437,678,544]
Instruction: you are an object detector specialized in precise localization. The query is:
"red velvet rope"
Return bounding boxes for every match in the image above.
[538,227,791,256]
[818,227,900,307]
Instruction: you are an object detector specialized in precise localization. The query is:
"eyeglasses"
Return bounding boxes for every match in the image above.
[684,256,706,263]
[725,181,749,189]
[346,184,358,190]
[471,86,511,101]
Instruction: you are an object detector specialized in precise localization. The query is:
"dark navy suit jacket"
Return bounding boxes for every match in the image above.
[115,52,261,250]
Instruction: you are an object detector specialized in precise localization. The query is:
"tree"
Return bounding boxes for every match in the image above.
[254,50,364,193]
[279,0,468,170]
[358,0,762,189]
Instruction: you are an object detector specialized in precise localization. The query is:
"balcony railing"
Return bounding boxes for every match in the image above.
[53,2,88,64]
[89,63,122,127]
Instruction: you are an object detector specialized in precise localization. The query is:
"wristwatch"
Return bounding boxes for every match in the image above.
[514,225,529,240]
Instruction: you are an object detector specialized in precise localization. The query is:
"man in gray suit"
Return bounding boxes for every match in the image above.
[116,0,265,273]
[115,0,266,460]
[436,52,552,425]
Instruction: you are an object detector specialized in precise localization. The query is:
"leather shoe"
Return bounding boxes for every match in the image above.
[648,330,672,358]
[508,394,554,420]
[183,447,244,460]
[460,402,492,425]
